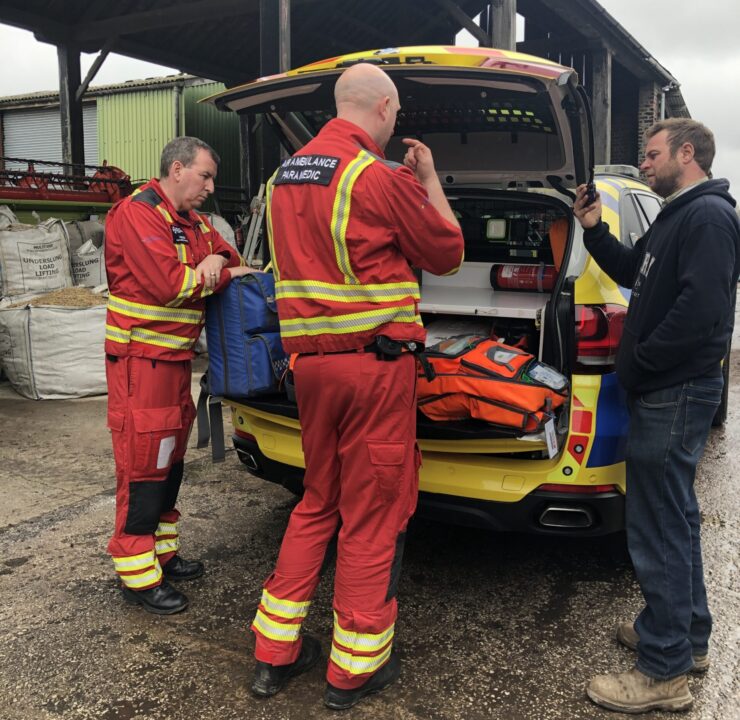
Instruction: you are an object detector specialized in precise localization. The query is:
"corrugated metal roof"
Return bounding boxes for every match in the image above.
[0,74,204,107]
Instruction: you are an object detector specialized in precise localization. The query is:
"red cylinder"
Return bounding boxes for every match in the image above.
[493,264,556,292]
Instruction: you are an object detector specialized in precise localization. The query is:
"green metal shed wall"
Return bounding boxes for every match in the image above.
[183,83,241,188]
[97,88,174,183]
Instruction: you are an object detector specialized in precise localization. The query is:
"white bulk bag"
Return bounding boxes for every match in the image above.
[0,218,73,297]
[72,238,106,287]
[65,219,105,255]
[0,301,106,399]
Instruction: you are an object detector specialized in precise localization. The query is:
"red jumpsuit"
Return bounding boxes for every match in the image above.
[104,179,242,590]
[253,119,464,688]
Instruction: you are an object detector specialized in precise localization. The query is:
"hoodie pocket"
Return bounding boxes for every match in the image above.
[615,326,641,390]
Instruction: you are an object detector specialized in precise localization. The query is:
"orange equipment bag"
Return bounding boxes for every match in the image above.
[417,335,568,432]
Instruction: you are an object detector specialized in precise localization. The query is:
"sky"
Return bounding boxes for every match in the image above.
[0,1,738,192]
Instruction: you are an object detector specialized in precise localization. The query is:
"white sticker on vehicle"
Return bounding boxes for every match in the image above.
[544,418,558,459]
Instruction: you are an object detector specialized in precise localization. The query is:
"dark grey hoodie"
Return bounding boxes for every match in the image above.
[583,178,740,394]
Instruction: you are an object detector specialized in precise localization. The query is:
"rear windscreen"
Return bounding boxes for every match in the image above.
[269,76,565,172]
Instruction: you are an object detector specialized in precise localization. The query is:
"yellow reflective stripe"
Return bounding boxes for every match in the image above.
[175,243,188,264]
[106,324,131,344]
[331,150,375,284]
[200,286,214,299]
[130,327,195,351]
[276,279,420,303]
[106,324,194,351]
[168,265,199,307]
[280,304,422,337]
[155,522,178,537]
[112,550,157,572]
[260,589,311,620]
[265,172,280,282]
[154,522,178,537]
[442,249,465,276]
[155,538,180,555]
[252,609,302,642]
[156,205,174,224]
[108,294,203,324]
[120,564,163,589]
[330,643,392,675]
[333,614,394,652]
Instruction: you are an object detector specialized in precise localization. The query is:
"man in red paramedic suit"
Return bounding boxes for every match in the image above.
[105,137,252,615]
[250,63,464,709]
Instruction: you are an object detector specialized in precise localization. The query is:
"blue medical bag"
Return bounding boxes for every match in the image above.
[204,271,288,398]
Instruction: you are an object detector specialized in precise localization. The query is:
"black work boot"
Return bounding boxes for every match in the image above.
[162,555,204,581]
[121,579,188,615]
[324,651,401,710]
[251,635,322,698]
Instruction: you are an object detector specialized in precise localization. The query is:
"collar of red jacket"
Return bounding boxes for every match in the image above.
[142,177,200,227]
[319,117,385,158]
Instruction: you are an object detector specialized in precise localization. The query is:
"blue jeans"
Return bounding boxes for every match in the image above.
[625,375,723,680]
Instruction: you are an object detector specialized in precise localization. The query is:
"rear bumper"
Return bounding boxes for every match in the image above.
[415,488,624,536]
[232,433,624,537]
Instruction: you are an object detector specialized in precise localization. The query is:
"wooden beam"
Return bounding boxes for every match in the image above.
[57,43,85,173]
[75,39,115,101]
[258,0,287,179]
[591,48,612,164]
[489,0,516,50]
[429,0,489,46]
[279,0,291,74]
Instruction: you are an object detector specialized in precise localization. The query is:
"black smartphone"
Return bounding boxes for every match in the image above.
[585,169,596,205]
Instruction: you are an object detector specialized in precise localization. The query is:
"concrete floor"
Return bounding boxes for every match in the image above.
[1,345,738,720]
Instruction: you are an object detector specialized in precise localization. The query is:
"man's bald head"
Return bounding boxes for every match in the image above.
[334,63,400,150]
[335,63,397,111]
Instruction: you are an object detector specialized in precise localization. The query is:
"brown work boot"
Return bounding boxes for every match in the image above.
[616,622,710,674]
[587,667,693,714]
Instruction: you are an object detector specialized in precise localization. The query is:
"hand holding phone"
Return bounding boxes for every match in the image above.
[585,170,596,205]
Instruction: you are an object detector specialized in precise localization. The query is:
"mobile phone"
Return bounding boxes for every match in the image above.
[585,170,596,205]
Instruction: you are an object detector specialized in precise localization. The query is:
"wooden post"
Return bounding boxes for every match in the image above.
[258,0,290,184]
[490,0,516,50]
[57,43,85,175]
[591,48,612,165]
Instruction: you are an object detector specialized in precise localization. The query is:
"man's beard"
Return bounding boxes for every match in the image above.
[651,160,682,198]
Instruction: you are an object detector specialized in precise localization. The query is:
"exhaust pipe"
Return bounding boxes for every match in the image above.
[236,448,261,473]
[539,505,594,529]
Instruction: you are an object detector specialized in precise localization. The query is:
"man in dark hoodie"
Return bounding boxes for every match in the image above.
[574,118,740,714]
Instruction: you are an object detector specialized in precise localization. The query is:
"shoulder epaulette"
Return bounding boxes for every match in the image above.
[362,150,403,171]
[131,186,163,208]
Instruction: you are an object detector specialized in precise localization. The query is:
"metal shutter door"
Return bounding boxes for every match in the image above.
[4,104,98,171]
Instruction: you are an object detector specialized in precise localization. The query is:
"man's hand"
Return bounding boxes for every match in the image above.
[195,254,229,289]
[401,138,460,229]
[227,266,255,279]
[573,184,602,229]
[402,138,437,185]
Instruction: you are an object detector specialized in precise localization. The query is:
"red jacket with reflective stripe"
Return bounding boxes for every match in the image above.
[104,179,242,361]
[267,118,464,354]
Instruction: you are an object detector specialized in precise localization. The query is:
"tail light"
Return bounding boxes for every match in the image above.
[574,304,626,373]
[537,484,618,494]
